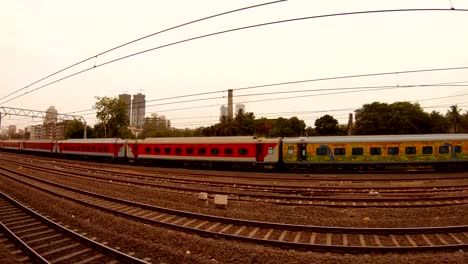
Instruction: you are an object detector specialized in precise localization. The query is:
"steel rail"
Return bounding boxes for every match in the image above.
[2,159,467,208]
[2,168,468,253]
[0,191,149,263]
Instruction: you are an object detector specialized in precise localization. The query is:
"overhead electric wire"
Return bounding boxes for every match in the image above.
[66,74,468,116]
[152,84,458,113]
[0,0,287,104]
[2,7,468,105]
[67,80,468,117]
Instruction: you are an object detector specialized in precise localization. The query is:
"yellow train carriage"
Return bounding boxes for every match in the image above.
[282,134,468,170]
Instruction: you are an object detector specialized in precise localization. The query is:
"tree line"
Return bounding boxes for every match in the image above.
[62,96,467,139]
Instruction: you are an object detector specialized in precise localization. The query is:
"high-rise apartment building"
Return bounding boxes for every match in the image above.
[220,105,228,118]
[143,113,171,129]
[235,104,245,114]
[118,93,132,125]
[131,93,146,128]
[8,125,16,136]
[44,106,58,124]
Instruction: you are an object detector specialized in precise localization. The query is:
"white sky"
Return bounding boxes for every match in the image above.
[1,0,468,130]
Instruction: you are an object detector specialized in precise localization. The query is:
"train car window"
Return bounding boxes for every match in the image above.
[239,148,248,155]
[316,147,328,156]
[104,147,108,152]
[287,146,294,155]
[351,148,363,155]
[81,146,84,151]
[211,148,220,155]
[455,146,462,153]
[334,148,345,155]
[164,147,171,154]
[224,148,233,155]
[98,147,102,152]
[422,146,433,154]
[175,148,182,154]
[268,147,274,155]
[370,147,381,155]
[405,147,416,155]
[198,148,206,154]
[86,146,90,151]
[92,146,96,151]
[388,147,399,155]
[186,148,194,154]
[145,147,151,153]
[154,148,161,153]
[439,146,449,154]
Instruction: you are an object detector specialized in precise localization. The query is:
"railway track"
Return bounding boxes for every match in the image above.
[1,167,467,253]
[0,191,149,264]
[4,152,468,181]
[2,159,468,207]
[6,155,468,192]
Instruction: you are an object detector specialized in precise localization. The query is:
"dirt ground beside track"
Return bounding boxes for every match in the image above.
[11,164,467,228]
[1,170,467,263]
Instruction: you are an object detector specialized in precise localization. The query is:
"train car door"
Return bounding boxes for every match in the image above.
[256,144,264,162]
[298,144,307,161]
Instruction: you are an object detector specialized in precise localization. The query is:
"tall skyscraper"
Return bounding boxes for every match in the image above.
[8,125,16,136]
[235,104,245,114]
[220,105,228,118]
[118,93,132,125]
[131,93,146,128]
[44,106,58,124]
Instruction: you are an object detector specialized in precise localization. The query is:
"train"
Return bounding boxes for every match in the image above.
[1,134,468,172]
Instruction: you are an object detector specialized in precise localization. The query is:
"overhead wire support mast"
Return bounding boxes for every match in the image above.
[0,106,87,139]
[1,7,468,106]
[0,0,287,104]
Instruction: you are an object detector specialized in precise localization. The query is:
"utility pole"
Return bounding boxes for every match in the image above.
[227,89,233,120]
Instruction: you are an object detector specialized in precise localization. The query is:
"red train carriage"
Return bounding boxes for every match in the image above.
[0,140,22,150]
[57,138,126,158]
[23,140,56,153]
[127,136,281,167]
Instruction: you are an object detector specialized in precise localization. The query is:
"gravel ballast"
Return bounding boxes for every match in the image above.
[1,172,467,263]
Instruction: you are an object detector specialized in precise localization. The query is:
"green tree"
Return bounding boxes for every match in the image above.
[254,117,275,137]
[353,101,431,135]
[64,119,91,139]
[269,117,306,137]
[446,105,462,133]
[305,126,319,136]
[314,114,339,135]
[429,111,449,133]
[234,109,255,136]
[94,96,129,138]
[353,102,391,135]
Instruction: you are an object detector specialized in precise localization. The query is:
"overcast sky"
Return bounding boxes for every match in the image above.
[1,0,468,130]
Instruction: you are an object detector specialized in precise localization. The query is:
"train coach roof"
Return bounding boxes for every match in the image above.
[57,138,126,143]
[133,136,280,144]
[23,140,55,143]
[283,134,468,144]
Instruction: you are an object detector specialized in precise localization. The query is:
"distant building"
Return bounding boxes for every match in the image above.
[220,105,228,118]
[44,106,58,124]
[131,93,146,128]
[8,125,16,136]
[26,125,42,140]
[22,106,70,140]
[118,93,132,125]
[144,113,171,129]
[235,104,245,114]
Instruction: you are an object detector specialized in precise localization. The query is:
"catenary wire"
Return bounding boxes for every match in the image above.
[2,7,468,105]
[0,0,287,103]
[4,80,468,128]
[64,81,468,117]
